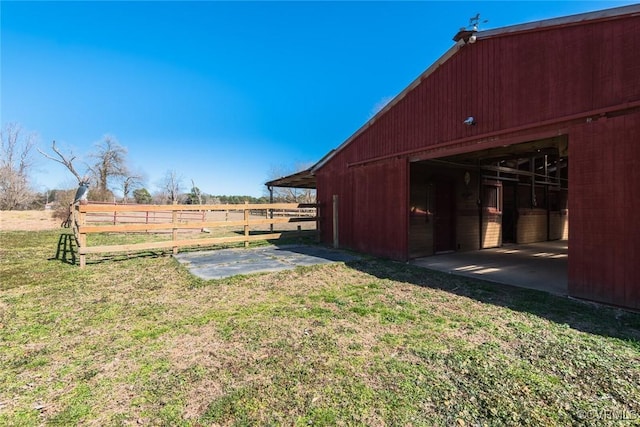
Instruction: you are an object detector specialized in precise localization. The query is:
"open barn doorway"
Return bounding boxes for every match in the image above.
[409,135,569,294]
[434,177,456,253]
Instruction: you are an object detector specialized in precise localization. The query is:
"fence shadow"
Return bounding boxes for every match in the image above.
[82,251,167,266]
[51,233,77,265]
[346,257,640,345]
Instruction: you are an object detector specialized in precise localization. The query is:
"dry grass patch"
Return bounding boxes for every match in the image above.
[1,210,59,231]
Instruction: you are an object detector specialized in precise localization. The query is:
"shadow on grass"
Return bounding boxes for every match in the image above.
[347,257,640,345]
[50,233,77,265]
[49,231,168,266]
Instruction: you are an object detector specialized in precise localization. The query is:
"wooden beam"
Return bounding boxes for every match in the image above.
[79,216,319,234]
[79,202,319,213]
[77,231,318,255]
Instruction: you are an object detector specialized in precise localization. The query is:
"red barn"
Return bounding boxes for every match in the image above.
[275,5,640,310]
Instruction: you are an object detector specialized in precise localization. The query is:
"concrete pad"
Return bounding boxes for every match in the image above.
[174,244,360,280]
[410,241,568,295]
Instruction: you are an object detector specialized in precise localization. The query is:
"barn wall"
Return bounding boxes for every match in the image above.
[549,211,569,241]
[517,210,548,244]
[569,111,640,309]
[317,160,353,249]
[317,158,408,260]
[352,159,408,259]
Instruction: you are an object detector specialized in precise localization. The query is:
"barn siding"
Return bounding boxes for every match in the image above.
[569,112,640,310]
[317,158,407,260]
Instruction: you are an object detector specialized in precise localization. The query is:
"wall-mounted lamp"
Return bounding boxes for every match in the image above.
[464,116,476,126]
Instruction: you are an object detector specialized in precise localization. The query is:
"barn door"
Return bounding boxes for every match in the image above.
[502,182,517,243]
[434,178,456,253]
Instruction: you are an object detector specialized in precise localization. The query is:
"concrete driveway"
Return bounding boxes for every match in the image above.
[410,240,568,295]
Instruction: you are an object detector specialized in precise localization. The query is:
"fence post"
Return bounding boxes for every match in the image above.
[266,207,273,233]
[316,203,321,243]
[269,186,274,233]
[332,195,339,248]
[172,202,178,255]
[244,201,249,248]
[77,205,87,268]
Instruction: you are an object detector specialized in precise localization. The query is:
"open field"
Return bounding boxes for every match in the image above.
[1,210,60,231]
[1,228,639,426]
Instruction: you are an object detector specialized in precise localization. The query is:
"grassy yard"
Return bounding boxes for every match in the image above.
[1,229,639,426]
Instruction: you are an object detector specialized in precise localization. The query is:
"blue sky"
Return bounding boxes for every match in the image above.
[2,1,635,197]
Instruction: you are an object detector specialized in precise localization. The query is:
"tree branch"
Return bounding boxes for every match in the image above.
[37,140,83,183]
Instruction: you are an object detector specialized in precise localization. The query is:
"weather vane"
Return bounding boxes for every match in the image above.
[468,13,489,31]
[453,13,489,43]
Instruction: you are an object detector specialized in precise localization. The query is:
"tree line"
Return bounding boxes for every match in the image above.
[0,122,315,211]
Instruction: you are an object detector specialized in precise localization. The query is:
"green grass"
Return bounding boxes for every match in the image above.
[1,229,639,426]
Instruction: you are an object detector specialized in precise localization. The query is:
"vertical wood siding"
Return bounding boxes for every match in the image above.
[317,158,407,260]
[569,112,640,310]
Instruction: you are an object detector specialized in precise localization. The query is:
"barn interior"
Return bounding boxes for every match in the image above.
[408,135,569,292]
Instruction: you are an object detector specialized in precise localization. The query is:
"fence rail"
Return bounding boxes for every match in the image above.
[71,202,320,267]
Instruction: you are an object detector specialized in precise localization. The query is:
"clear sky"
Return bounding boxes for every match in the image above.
[2,1,635,197]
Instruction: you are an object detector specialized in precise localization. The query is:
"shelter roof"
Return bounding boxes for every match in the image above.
[265,168,316,189]
[264,150,336,189]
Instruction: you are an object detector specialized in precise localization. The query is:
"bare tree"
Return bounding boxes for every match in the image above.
[0,123,37,210]
[265,163,316,203]
[189,179,203,205]
[161,170,183,204]
[121,172,145,204]
[38,141,90,223]
[88,136,128,201]
[37,140,86,183]
[152,190,168,205]
[274,186,315,204]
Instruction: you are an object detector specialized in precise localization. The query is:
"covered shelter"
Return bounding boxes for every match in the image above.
[306,5,640,310]
[265,167,316,193]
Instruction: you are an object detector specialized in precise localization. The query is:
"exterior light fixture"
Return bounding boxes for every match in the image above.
[464,116,476,126]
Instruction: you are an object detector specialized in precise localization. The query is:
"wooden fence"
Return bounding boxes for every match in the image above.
[71,202,320,267]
